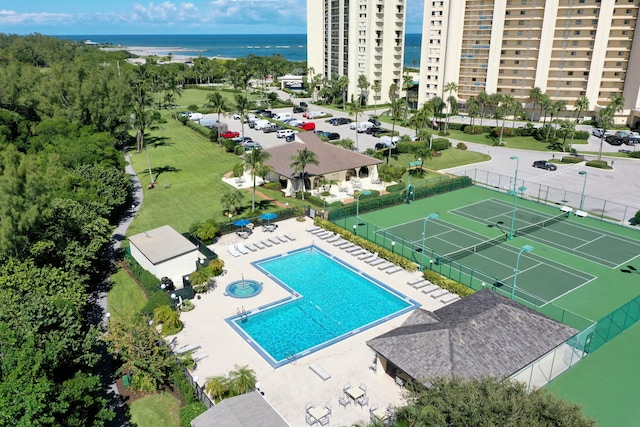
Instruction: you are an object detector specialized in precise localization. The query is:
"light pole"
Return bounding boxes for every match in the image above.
[512,245,534,300]
[508,186,526,240]
[510,155,519,192]
[421,213,440,270]
[356,190,372,226]
[391,241,396,254]
[579,171,587,211]
[353,224,357,236]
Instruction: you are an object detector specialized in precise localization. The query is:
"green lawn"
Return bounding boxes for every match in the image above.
[392,149,491,171]
[129,392,181,427]
[177,88,268,111]
[108,267,148,319]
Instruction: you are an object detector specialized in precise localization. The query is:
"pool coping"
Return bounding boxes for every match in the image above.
[224,244,420,368]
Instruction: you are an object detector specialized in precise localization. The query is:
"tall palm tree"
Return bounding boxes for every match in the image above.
[467,96,480,129]
[337,75,349,110]
[357,74,370,106]
[529,86,542,121]
[539,94,552,126]
[234,94,250,139]
[388,83,400,103]
[559,120,576,152]
[227,365,257,396]
[372,80,382,114]
[546,100,566,141]
[289,147,319,200]
[403,73,414,107]
[206,91,230,143]
[574,95,590,123]
[165,74,183,119]
[488,93,503,127]
[499,94,515,145]
[243,146,272,212]
[348,101,364,151]
[597,94,625,161]
[477,90,489,128]
[443,81,458,133]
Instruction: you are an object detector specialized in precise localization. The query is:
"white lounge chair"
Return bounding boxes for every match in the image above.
[326,234,341,243]
[365,253,379,264]
[228,244,241,257]
[345,246,362,253]
[236,243,250,254]
[334,240,350,247]
[386,266,403,274]
[284,234,296,241]
[377,262,394,270]
[306,226,320,232]
[358,251,374,260]
[254,241,265,249]
[261,239,273,247]
[413,281,430,290]
[441,293,460,304]
[407,277,424,286]
[310,228,326,235]
[421,284,439,294]
[369,258,386,267]
[430,289,449,299]
[268,237,281,245]
[351,249,367,257]
[277,235,288,243]
[244,243,258,251]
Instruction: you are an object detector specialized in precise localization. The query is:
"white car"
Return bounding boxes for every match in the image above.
[232,113,241,120]
[277,129,296,138]
[592,128,607,138]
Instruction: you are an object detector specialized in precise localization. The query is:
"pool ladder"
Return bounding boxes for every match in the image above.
[237,306,248,322]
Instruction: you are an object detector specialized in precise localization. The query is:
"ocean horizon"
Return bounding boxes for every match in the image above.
[59,34,423,67]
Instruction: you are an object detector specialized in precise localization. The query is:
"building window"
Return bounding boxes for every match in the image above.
[572,41,578,46]
[574,30,581,35]
[568,71,574,76]
[514,60,520,64]
[566,81,572,85]
[571,51,577,56]
[518,20,525,25]
[575,20,582,25]
[577,9,584,15]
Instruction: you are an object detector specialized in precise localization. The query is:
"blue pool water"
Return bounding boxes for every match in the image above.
[227,246,418,367]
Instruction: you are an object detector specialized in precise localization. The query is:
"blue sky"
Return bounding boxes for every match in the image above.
[0,1,424,35]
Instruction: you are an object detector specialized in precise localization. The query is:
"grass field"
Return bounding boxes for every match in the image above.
[129,392,181,427]
[108,267,148,319]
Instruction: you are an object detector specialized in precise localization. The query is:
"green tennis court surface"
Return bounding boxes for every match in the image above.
[451,198,640,269]
[381,216,595,306]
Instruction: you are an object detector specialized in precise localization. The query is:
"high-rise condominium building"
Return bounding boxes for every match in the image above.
[418,0,640,124]
[307,0,407,105]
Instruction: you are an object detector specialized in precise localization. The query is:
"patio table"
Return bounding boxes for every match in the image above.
[308,406,329,423]
[347,387,365,401]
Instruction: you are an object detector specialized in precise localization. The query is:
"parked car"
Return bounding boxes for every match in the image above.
[605,134,626,146]
[592,128,607,137]
[365,126,385,136]
[263,124,284,133]
[297,122,316,131]
[293,106,305,113]
[627,132,640,145]
[299,101,308,108]
[368,117,381,126]
[375,142,395,150]
[244,141,261,150]
[331,117,352,126]
[532,160,557,171]
[220,131,240,139]
[232,113,242,120]
[277,129,297,138]
[316,131,341,140]
[232,136,252,145]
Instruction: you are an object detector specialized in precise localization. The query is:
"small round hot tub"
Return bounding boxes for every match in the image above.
[225,280,263,298]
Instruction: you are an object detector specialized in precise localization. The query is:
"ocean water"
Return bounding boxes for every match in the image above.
[60,33,422,67]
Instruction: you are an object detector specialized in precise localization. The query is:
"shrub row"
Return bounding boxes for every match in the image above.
[313,218,419,272]
[124,254,173,313]
[585,160,609,169]
[295,192,325,207]
[422,270,476,297]
[263,182,282,191]
[560,156,584,164]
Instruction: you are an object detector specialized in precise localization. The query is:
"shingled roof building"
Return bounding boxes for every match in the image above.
[367,289,580,389]
[191,391,288,427]
[263,132,383,197]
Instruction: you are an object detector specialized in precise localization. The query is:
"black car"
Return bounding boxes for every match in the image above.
[366,127,386,136]
[368,117,381,126]
[331,117,352,126]
[375,142,394,150]
[263,124,283,133]
[293,106,305,113]
[300,101,308,108]
[325,132,340,140]
[532,160,557,171]
[605,134,626,146]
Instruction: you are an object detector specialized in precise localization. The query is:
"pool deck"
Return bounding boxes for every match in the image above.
[170,218,452,427]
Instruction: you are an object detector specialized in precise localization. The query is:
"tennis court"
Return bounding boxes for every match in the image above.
[381,217,595,306]
[450,198,640,269]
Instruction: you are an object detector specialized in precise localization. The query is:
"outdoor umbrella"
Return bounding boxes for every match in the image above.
[260,212,278,224]
[233,219,251,232]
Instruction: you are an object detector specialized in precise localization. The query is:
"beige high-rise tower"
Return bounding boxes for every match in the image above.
[307,0,407,105]
[418,0,640,124]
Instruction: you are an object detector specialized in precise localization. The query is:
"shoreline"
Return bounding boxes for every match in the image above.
[101,46,235,62]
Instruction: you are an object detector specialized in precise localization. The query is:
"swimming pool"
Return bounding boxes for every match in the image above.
[226,246,419,367]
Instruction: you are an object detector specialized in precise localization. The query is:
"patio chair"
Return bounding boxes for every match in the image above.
[305,413,316,426]
[338,394,351,408]
[357,396,369,408]
[319,415,330,426]
[324,403,332,415]
[343,382,351,392]
[369,404,379,415]
[236,242,249,255]
[359,383,367,393]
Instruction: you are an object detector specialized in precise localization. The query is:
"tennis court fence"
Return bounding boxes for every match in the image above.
[457,168,639,227]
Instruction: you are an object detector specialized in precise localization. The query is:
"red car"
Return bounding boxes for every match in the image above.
[297,122,316,131]
[220,131,240,139]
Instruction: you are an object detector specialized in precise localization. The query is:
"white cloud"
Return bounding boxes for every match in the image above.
[0,10,77,25]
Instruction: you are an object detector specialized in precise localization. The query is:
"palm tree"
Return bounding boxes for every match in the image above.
[597,94,625,160]
[165,74,183,119]
[403,73,414,106]
[388,83,400,103]
[337,75,349,110]
[539,94,551,126]
[227,365,257,396]
[204,375,228,403]
[559,120,576,152]
[289,147,319,200]
[574,95,590,123]
[348,101,364,151]
[205,91,230,143]
[387,98,408,164]
[529,86,542,121]
[488,93,503,127]
[357,74,370,106]
[443,81,458,133]
[234,94,250,139]
[477,90,489,128]
[467,96,480,129]
[546,100,566,141]
[372,80,382,114]
[499,94,514,145]
[243,146,272,212]
[220,189,244,215]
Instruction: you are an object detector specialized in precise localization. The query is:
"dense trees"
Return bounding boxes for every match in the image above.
[398,376,596,426]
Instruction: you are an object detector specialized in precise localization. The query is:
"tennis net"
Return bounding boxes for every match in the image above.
[515,213,567,237]
[436,233,507,264]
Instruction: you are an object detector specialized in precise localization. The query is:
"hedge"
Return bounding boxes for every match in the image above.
[295,192,325,207]
[431,138,452,151]
[574,130,590,140]
[386,183,406,193]
[464,125,483,134]
[585,160,609,169]
[560,156,584,164]
[125,254,173,313]
[629,151,640,158]
[180,403,207,427]
[422,270,475,297]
